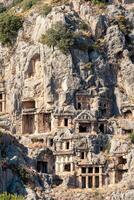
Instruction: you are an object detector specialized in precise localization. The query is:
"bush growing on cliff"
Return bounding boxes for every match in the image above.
[129,132,134,144]
[0,3,6,13]
[85,0,107,4]
[0,14,23,45]
[22,0,38,10]
[0,193,24,200]
[41,4,52,16]
[79,21,89,31]
[12,0,23,7]
[40,22,74,54]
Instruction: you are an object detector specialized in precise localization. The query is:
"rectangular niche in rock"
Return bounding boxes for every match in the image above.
[22,100,35,110]
[79,123,91,133]
[37,161,48,173]
[0,92,5,113]
[22,114,35,134]
[38,113,51,133]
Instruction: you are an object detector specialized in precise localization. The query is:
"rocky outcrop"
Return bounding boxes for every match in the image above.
[0,1,134,200]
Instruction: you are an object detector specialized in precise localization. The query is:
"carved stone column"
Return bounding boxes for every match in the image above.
[99,166,103,188]
[34,113,38,134]
[93,167,95,188]
[86,176,88,188]
[112,169,116,184]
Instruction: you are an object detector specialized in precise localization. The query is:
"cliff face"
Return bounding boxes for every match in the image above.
[0,0,134,200]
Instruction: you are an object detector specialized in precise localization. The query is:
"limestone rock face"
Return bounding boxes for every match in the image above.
[0,1,134,200]
[106,25,125,56]
[89,15,108,39]
[106,190,134,200]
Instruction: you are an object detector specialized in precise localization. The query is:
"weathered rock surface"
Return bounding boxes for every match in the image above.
[0,1,134,200]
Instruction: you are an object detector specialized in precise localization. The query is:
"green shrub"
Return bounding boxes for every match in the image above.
[0,193,24,200]
[0,3,6,13]
[12,0,23,7]
[40,22,74,54]
[41,4,52,16]
[0,14,23,45]
[85,0,107,6]
[22,0,38,10]
[129,132,134,144]
[79,21,89,31]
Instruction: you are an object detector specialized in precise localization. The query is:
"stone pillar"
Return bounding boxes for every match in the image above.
[68,117,72,128]
[2,101,4,112]
[53,116,58,129]
[71,163,74,172]
[99,166,103,188]
[34,113,38,134]
[61,118,64,127]
[105,174,109,186]
[63,142,66,150]
[75,122,79,133]
[46,138,49,147]
[79,176,82,188]
[60,163,64,173]
[93,167,95,188]
[91,123,94,134]
[21,115,23,134]
[86,176,88,188]
[112,170,116,184]
[55,163,58,173]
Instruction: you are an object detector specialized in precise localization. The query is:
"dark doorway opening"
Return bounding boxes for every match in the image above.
[81,152,85,159]
[64,118,68,126]
[82,177,86,188]
[88,176,92,188]
[78,102,81,110]
[64,164,71,172]
[66,142,70,149]
[37,161,48,173]
[99,124,105,133]
[79,125,87,133]
[95,176,99,188]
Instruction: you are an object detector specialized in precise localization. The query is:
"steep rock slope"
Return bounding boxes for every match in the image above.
[0,0,134,200]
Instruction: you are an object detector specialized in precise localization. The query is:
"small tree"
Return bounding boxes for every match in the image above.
[0,3,6,13]
[0,14,23,45]
[0,193,24,200]
[22,0,38,10]
[129,132,134,144]
[41,4,52,16]
[40,22,74,54]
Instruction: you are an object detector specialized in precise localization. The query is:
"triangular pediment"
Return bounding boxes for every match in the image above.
[75,110,95,121]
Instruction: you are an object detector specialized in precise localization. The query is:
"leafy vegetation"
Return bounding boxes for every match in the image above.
[22,0,38,10]
[0,14,23,45]
[41,4,52,16]
[0,3,6,14]
[85,0,107,6]
[0,193,24,200]
[41,22,74,54]
[11,0,23,7]
[129,132,134,144]
[79,21,89,31]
